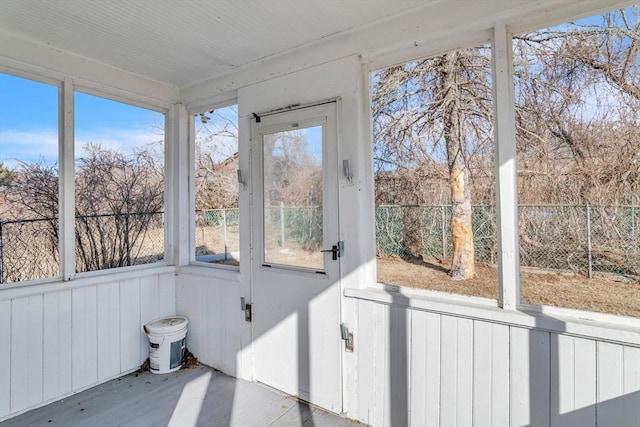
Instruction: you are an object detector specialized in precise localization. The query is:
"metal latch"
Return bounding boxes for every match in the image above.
[241,297,252,322]
[321,241,344,260]
[340,323,354,352]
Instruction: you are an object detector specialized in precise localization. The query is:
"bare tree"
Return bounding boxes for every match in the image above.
[372,46,494,280]
[194,108,239,210]
[74,143,164,271]
[514,7,640,205]
[9,143,164,275]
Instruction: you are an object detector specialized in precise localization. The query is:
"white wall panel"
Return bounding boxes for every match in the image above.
[409,310,441,427]
[158,273,176,318]
[440,315,474,427]
[550,335,596,427]
[71,286,97,390]
[198,278,240,374]
[387,305,410,427]
[175,273,241,377]
[473,321,510,427]
[10,296,44,413]
[1,270,176,421]
[622,346,640,427]
[348,297,639,427]
[97,283,120,381]
[355,299,381,426]
[119,279,141,372]
[0,300,11,419]
[176,275,202,357]
[43,290,72,401]
[596,341,640,427]
[510,327,550,427]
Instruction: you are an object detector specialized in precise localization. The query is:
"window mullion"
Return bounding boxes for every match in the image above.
[59,77,76,280]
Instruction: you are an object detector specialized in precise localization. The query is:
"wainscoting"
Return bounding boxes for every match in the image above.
[0,268,176,420]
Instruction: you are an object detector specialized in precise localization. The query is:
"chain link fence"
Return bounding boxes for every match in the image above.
[195,209,240,259]
[1,212,164,284]
[3,205,638,283]
[376,204,640,278]
[0,218,60,283]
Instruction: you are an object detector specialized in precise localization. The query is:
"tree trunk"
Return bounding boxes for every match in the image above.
[444,53,475,280]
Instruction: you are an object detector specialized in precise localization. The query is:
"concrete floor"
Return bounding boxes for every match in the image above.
[2,365,365,427]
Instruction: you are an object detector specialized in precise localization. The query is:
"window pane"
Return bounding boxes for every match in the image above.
[513,8,640,317]
[371,44,497,299]
[193,105,240,266]
[75,92,164,273]
[263,126,323,270]
[0,73,59,283]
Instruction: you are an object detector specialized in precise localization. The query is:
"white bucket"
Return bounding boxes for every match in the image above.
[143,316,189,374]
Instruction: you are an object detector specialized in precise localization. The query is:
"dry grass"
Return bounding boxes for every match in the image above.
[377,256,640,318]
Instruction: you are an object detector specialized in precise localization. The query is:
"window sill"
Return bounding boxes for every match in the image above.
[178,263,241,282]
[345,284,640,347]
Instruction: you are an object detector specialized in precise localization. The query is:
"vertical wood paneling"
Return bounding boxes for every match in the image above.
[197,280,240,374]
[457,317,474,427]
[598,341,625,427]
[0,300,11,418]
[96,283,120,381]
[375,303,388,427]
[176,277,201,357]
[510,327,550,427]
[387,305,409,427]
[198,279,215,368]
[120,279,141,372]
[43,290,72,401]
[622,346,640,427]
[550,334,596,427]
[440,315,458,425]
[72,286,97,390]
[550,335,596,427]
[2,272,175,421]
[10,296,44,412]
[158,273,176,317]
[410,310,441,427]
[439,315,473,426]
[140,276,159,360]
[356,299,378,426]
[572,337,596,426]
[473,321,510,427]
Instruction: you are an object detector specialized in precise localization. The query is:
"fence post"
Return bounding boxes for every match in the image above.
[222,209,228,261]
[441,205,447,259]
[586,204,593,279]
[280,202,285,247]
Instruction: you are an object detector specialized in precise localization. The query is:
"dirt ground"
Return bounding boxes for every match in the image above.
[377,256,640,318]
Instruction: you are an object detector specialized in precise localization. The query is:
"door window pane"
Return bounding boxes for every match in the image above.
[263,126,323,270]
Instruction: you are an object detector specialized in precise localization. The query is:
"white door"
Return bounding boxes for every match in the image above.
[250,102,342,413]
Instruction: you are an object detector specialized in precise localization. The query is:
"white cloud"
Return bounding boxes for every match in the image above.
[0,126,165,168]
[0,129,58,167]
[75,126,164,156]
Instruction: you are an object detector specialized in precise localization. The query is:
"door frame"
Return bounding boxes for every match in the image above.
[248,99,344,412]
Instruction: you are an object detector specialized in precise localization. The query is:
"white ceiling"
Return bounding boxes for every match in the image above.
[0,0,427,88]
[0,0,633,97]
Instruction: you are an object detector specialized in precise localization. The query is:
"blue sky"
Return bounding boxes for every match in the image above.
[0,72,164,168]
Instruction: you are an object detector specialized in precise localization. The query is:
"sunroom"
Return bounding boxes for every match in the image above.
[1,1,639,426]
